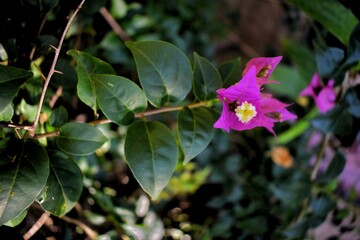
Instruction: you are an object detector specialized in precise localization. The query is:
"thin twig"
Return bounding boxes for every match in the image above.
[90,101,209,125]
[49,86,63,108]
[228,32,261,58]
[34,130,60,139]
[31,0,85,134]
[310,133,330,181]
[99,7,131,41]
[23,211,51,240]
[62,215,98,240]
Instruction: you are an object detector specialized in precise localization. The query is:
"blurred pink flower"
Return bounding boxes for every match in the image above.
[300,73,336,113]
[308,132,360,198]
[214,62,297,136]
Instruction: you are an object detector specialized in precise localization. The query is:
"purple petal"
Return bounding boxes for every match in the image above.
[214,96,231,132]
[315,85,336,113]
[243,56,282,80]
[299,72,321,97]
[261,97,297,122]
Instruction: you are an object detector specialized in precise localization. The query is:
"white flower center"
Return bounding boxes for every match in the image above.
[235,101,257,123]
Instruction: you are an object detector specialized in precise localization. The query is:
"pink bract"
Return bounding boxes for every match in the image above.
[214,63,297,137]
[242,56,282,87]
[300,73,336,113]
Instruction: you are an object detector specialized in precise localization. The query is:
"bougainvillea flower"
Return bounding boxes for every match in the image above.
[214,63,297,137]
[242,56,282,87]
[261,95,297,123]
[300,72,336,113]
[214,66,275,134]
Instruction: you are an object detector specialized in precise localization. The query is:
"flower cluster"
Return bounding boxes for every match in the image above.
[214,56,297,137]
[299,72,336,113]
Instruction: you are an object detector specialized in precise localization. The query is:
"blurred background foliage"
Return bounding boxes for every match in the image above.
[1,0,360,239]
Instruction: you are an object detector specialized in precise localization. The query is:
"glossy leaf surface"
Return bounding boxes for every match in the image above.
[287,0,358,44]
[178,107,215,164]
[126,40,192,107]
[0,140,49,226]
[57,122,108,156]
[124,120,178,199]
[40,151,83,216]
[50,106,68,128]
[67,50,115,112]
[193,52,222,100]
[218,57,242,88]
[91,73,147,125]
[0,105,14,122]
[0,65,33,112]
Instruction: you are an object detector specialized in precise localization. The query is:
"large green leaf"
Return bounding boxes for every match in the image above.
[0,139,49,226]
[67,50,115,112]
[39,151,83,216]
[126,40,192,107]
[193,52,222,100]
[91,74,147,125]
[287,0,358,44]
[0,65,33,112]
[124,120,178,199]
[178,107,215,164]
[57,122,108,156]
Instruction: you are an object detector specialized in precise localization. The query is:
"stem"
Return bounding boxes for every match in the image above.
[99,7,131,41]
[34,131,60,139]
[90,100,210,125]
[61,215,97,240]
[310,133,330,181]
[31,0,85,133]
[23,211,51,240]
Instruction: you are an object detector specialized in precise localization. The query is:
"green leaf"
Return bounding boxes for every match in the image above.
[4,209,27,227]
[218,57,242,88]
[0,137,14,166]
[345,23,360,66]
[283,219,309,239]
[39,151,83,216]
[311,106,353,137]
[309,195,336,227]
[17,99,38,122]
[126,40,192,107]
[124,120,178,199]
[178,107,215,164]
[0,105,14,122]
[193,52,222,100]
[315,46,344,78]
[345,88,360,117]
[318,151,346,184]
[91,74,147,125]
[50,105,68,128]
[287,0,358,44]
[0,64,33,112]
[67,49,115,112]
[110,0,128,19]
[57,122,108,156]
[0,139,49,226]
[266,64,308,100]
